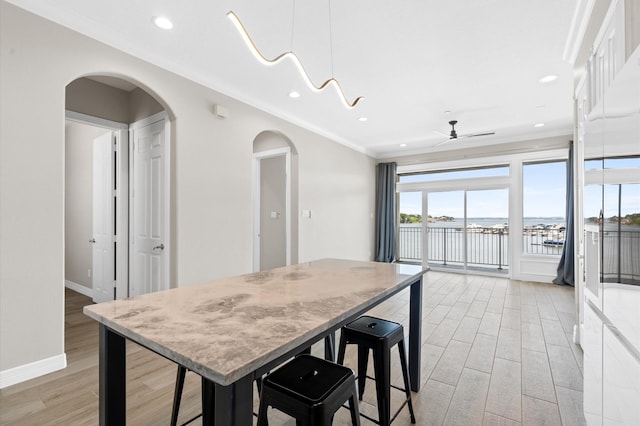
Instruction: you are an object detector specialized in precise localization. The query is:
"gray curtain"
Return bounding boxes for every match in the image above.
[375,162,397,262]
[553,142,575,286]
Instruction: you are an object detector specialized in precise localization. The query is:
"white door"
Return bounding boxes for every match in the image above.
[92,132,115,303]
[130,117,168,296]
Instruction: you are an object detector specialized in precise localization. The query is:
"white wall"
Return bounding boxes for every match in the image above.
[0,1,375,379]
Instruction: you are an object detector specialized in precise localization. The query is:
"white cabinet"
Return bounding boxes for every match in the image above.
[587,0,626,114]
[584,302,603,425]
[602,325,640,425]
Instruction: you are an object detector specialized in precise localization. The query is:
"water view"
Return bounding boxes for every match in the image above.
[398,216,640,283]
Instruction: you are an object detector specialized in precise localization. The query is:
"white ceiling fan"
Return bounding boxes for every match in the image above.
[433,120,495,147]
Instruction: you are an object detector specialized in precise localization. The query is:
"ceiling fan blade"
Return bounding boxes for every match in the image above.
[432,130,448,137]
[433,137,454,147]
[458,131,495,139]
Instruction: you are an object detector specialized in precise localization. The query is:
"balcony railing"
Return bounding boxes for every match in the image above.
[399,224,640,282]
[601,230,640,284]
[398,225,509,270]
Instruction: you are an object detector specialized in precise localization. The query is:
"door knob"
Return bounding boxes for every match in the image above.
[153,244,165,251]
[89,238,96,243]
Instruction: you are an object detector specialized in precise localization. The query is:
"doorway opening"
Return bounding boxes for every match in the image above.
[252,131,298,272]
[64,76,172,304]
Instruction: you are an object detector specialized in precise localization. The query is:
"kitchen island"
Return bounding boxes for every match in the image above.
[84,258,427,425]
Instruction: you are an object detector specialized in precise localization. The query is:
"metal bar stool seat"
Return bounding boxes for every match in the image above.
[257,354,361,425]
[171,334,336,425]
[337,316,416,425]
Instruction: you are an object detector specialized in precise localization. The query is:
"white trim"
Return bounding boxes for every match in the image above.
[591,0,622,58]
[563,0,597,64]
[115,129,129,299]
[585,168,640,185]
[0,354,67,389]
[397,148,568,176]
[516,273,555,284]
[65,110,128,130]
[129,111,167,130]
[252,156,261,272]
[65,280,93,298]
[252,147,292,272]
[398,176,511,193]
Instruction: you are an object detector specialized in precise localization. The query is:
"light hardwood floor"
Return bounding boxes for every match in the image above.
[0,271,585,425]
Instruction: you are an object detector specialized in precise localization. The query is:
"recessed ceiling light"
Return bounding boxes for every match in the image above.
[538,75,557,83]
[153,16,173,30]
[289,91,300,98]
[400,143,407,147]
[534,123,545,128]
[358,117,368,122]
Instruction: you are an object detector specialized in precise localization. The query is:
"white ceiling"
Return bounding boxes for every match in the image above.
[9,0,580,158]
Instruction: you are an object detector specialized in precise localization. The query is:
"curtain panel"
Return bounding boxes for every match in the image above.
[375,162,397,263]
[553,141,575,286]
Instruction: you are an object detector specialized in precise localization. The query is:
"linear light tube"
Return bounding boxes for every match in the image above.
[227,11,363,109]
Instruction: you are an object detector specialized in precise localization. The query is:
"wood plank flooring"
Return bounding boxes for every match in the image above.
[0,272,585,425]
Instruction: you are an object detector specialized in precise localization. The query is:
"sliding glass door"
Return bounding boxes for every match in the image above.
[398,188,509,274]
[466,189,509,272]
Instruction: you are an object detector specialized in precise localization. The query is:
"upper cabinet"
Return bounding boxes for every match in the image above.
[586,0,626,115]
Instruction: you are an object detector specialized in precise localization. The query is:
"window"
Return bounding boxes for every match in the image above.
[398,165,509,183]
[522,161,567,255]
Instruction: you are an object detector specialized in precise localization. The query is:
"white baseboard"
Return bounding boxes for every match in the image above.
[0,353,67,389]
[514,273,555,284]
[65,279,93,298]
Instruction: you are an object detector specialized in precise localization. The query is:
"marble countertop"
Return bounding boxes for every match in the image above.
[83,258,427,385]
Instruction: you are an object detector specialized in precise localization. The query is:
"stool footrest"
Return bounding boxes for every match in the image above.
[353,375,414,424]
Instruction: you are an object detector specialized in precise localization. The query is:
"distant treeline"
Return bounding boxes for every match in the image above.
[399,213,454,224]
[586,213,640,226]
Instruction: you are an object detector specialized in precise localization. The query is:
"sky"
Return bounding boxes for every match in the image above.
[399,161,639,218]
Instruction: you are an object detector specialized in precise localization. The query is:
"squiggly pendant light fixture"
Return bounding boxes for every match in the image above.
[227,9,363,109]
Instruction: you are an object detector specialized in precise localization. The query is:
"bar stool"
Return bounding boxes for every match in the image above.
[171,334,336,425]
[337,316,416,425]
[170,366,209,426]
[257,354,361,425]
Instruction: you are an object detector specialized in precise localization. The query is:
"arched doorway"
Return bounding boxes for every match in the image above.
[252,131,298,271]
[64,75,173,302]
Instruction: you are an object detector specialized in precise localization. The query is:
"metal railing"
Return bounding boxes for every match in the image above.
[398,224,639,282]
[601,230,640,284]
[398,225,509,270]
[522,228,566,255]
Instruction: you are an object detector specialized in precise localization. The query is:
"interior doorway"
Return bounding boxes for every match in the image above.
[65,113,129,302]
[253,148,291,271]
[252,131,299,272]
[64,76,171,302]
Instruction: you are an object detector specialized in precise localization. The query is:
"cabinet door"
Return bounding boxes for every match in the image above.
[602,325,640,425]
[584,303,603,425]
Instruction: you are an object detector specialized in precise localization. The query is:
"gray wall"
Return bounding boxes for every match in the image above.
[260,155,287,270]
[64,121,109,289]
[0,2,376,374]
